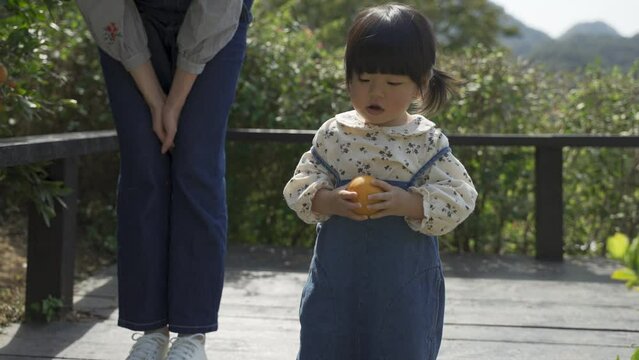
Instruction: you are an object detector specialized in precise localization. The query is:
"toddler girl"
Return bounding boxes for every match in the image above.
[284,3,477,359]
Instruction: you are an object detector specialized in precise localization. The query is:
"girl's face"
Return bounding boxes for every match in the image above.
[349,72,420,127]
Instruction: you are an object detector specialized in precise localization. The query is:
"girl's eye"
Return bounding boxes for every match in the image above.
[388,82,402,86]
[358,77,370,82]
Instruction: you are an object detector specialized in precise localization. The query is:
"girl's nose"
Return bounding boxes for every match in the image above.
[368,81,384,98]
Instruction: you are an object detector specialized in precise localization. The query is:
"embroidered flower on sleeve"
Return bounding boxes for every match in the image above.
[103,22,122,45]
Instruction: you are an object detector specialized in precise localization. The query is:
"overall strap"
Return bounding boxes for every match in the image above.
[311,147,341,184]
[408,147,451,187]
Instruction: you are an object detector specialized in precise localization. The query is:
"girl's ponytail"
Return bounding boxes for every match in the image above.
[421,68,459,115]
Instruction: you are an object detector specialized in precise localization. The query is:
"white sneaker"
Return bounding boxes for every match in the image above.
[125,332,169,360]
[166,334,207,360]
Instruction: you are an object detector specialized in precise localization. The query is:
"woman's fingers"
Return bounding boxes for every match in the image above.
[161,128,176,154]
[152,118,166,144]
[160,105,181,154]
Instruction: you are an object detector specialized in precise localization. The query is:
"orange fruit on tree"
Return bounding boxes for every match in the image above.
[347,175,384,216]
[0,63,7,85]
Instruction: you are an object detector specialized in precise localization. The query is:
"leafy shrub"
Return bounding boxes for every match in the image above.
[607,232,639,290]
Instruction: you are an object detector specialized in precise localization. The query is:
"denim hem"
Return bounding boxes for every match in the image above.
[169,323,219,334]
[118,318,167,331]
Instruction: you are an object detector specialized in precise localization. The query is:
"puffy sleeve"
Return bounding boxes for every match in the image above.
[406,133,478,235]
[283,124,337,224]
[76,0,150,71]
[176,0,243,74]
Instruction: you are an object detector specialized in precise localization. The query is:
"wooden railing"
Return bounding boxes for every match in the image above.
[1,129,638,315]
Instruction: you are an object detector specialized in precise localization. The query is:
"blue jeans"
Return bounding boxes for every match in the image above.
[98,0,252,334]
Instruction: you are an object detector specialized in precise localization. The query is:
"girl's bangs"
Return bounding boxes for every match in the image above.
[348,21,421,78]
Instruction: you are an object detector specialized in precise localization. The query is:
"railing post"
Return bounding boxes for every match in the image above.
[25,157,78,319]
[535,146,563,261]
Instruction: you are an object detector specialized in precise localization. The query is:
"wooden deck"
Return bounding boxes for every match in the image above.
[1,245,637,360]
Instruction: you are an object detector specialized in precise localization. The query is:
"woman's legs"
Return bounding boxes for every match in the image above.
[166,8,251,334]
[99,49,172,331]
[100,0,252,335]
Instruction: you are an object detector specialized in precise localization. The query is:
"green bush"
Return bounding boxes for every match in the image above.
[1,0,637,257]
[226,2,347,246]
[0,0,117,257]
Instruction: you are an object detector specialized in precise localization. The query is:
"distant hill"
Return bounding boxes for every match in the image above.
[499,14,552,57]
[560,21,620,39]
[497,10,639,70]
[528,33,639,70]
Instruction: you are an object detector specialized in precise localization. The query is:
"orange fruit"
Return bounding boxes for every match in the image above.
[0,64,7,85]
[347,175,384,216]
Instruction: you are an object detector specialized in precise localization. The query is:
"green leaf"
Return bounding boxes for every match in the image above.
[607,232,629,259]
[624,239,639,271]
[611,268,637,281]
[631,347,639,360]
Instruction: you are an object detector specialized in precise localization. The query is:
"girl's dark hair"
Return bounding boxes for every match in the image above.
[345,3,458,115]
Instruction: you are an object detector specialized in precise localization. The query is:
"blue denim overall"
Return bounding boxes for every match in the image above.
[298,146,450,360]
[98,0,252,333]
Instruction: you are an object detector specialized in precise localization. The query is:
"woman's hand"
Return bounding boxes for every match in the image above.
[161,67,198,154]
[149,102,166,145]
[367,179,424,219]
[160,102,181,154]
[312,187,368,221]
[128,61,167,145]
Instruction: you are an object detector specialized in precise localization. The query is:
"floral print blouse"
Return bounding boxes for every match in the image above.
[283,110,478,236]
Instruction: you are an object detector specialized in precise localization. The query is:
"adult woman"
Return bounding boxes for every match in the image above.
[76,0,253,358]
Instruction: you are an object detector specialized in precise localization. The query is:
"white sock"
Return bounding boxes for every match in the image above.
[178,333,205,344]
[144,327,169,337]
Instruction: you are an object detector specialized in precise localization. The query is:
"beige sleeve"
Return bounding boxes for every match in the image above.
[176,0,243,74]
[406,136,478,235]
[76,0,150,71]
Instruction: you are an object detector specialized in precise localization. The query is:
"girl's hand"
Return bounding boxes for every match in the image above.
[312,187,368,221]
[367,179,424,219]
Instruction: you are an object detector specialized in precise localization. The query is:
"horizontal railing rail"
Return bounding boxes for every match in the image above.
[1,129,638,317]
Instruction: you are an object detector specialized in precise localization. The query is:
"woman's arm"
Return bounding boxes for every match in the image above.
[129,61,167,145]
[158,0,243,153]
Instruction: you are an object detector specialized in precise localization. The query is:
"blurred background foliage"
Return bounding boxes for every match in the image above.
[0,0,638,260]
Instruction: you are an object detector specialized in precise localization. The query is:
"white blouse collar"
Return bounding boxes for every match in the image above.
[335,110,436,136]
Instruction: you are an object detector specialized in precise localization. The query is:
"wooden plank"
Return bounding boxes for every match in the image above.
[225,129,639,147]
[0,130,117,167]
[3,250,639,360]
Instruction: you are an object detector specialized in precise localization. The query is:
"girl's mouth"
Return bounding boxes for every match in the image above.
[366,104,384,115]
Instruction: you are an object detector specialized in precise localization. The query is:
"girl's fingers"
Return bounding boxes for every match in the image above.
[347,212,368,221]
[371,179,392,191]
[340,198,361,210]
[367,191,390,202]
[366,201,385,211]
[338,190,359,201]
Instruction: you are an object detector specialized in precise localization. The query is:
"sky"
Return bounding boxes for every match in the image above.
[489,0,639,38]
